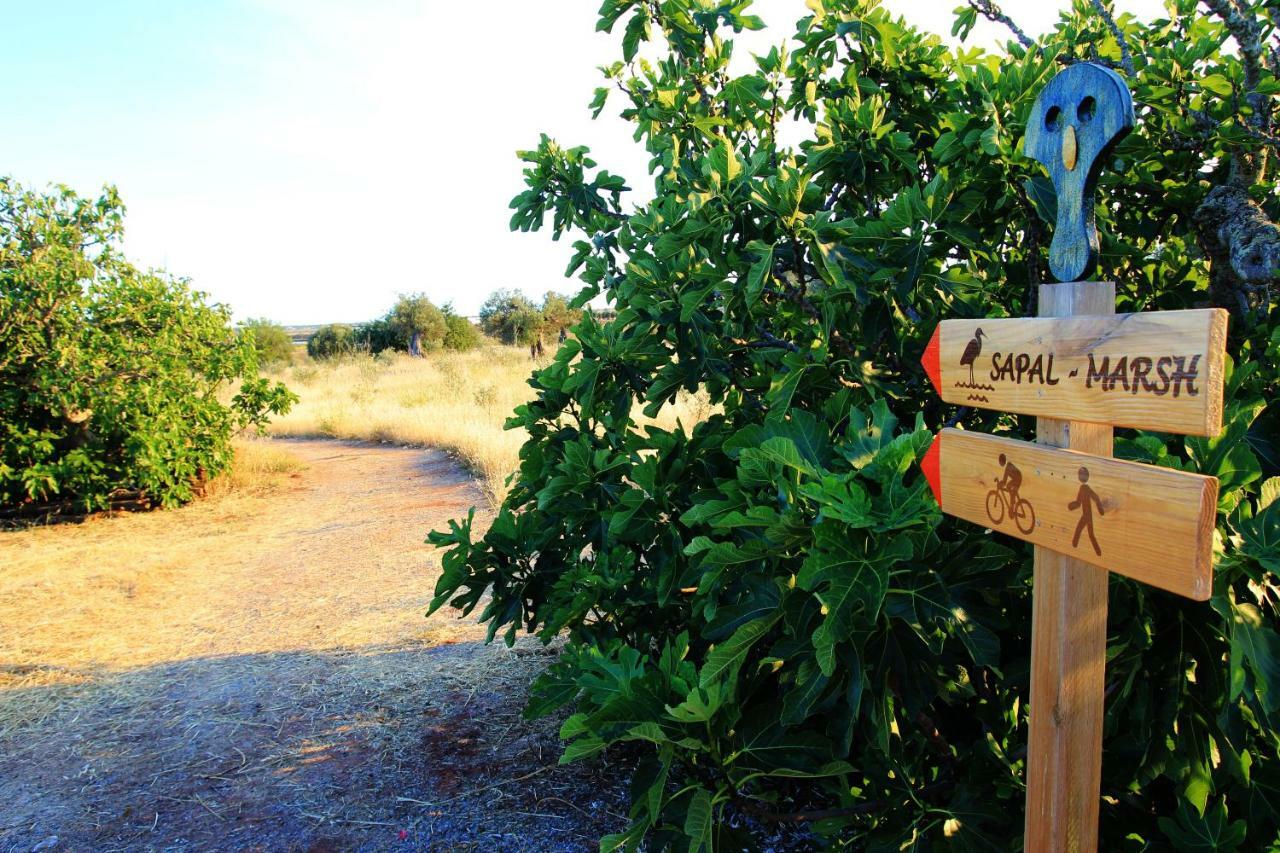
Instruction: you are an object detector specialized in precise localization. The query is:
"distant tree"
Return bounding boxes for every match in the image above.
[510,305,546,348]
[239,318,294,368]
[441,306,482,352]
[352,317,400,354]
[388,293,446,356]
[306,323,356,360]
[539,291,582,340]
[478,288,580,347]
[478,289,535,344]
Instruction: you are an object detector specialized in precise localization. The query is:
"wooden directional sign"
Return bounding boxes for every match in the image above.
[922,308,1228,436]
[914,64,1228,853]
[921,428,1217,600]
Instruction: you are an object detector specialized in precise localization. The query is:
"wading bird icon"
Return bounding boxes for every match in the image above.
[960,328,986,386]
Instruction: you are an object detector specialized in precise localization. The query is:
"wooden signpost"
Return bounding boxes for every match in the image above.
[921,429,1217,599]
[918,64,1230,851]
[922,309,1228,435]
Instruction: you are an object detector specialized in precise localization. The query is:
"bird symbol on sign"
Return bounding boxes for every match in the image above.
[960,327,986,386]
[1023,63,1135,283]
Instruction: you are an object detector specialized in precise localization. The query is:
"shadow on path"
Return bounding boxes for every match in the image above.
[1,640,628,851]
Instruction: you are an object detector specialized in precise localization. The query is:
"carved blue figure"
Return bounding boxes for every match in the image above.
[1024,63,1135,283]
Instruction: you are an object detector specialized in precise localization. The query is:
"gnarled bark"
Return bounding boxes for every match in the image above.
[1194,184,1280,316]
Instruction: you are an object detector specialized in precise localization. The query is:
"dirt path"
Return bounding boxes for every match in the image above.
[0,439,626,852]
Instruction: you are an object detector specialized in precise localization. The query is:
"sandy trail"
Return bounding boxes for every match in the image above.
[0,439,625,852]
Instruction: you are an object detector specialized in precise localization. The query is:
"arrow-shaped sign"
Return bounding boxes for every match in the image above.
[922,308,1228,436]
[922,428,1216,600]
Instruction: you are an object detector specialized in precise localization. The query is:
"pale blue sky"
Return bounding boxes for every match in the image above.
[3,0,1163,324]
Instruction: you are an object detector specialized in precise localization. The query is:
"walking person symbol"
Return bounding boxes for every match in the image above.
[1068,466,1105,556]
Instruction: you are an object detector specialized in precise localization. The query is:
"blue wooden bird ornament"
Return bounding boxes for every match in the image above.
[1024,63,1135,283]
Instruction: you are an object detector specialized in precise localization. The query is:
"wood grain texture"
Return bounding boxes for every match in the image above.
[1026,281,1112,853]
[929,308,1227,436]
[934,429,1216,598]
[1023,64,1135,282]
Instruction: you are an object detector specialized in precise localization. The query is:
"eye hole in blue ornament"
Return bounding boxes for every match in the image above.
[1077,96,1096,123]
[1044,105,1063,131]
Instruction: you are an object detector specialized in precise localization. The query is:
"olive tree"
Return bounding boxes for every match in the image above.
[388,292,446,356]
[306,323,357,359]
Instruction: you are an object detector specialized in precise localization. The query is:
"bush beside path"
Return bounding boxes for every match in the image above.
[0,439,626,851]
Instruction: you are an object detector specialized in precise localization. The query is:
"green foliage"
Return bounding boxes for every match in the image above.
[430,1,1280,848]
[352,300,478,355]
[352,316,400,354]
[239,317,294,368]
[479,288,583,346]
[443,309,483,352]
[306,323,356,360]
[0,178,295,514]
[479,288,539,344]
[540,290,585,338]
[389,292,446,356]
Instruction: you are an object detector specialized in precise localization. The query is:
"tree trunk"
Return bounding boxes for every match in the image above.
[410,331,422,357]
[1193,184,1279,320]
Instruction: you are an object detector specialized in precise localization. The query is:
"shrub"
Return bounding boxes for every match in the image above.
[0,179,296,515]
[352,317,400,354]
[291,364,319,386]
[306,323,356,360]
[443,312,482,352]
[239,317,294,368]
[429,1,1280,849]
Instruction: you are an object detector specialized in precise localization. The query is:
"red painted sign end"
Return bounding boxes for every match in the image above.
[922,325,941,396]
[922,433,942,506]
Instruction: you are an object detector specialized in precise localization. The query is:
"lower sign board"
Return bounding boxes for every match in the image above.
[921,308,1228,436]
[921,428,1217,599]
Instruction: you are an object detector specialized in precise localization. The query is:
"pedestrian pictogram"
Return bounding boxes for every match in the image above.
[1068,467,1104,557]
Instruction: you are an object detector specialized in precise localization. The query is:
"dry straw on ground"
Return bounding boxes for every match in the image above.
[0,438,628,850]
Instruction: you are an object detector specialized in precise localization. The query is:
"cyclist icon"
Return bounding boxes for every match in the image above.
[986,453,1036,534]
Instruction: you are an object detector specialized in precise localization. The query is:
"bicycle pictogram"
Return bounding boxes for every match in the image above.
[986,454,1036,535]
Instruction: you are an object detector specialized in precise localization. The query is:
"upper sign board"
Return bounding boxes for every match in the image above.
[922,308,1228,436]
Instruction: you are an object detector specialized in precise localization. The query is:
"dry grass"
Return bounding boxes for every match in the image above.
[0,439,626,848]
[0,439,310,705]
[203,437,307,498]
[265,344,715,506]
[266,347,531,506]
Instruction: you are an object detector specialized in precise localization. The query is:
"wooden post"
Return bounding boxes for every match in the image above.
[1024,280,1114,852]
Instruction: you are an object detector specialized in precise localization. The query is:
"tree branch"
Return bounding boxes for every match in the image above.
[1188,0,1280,327]
[967,1,1035,50]
[1088,0,1137,76]
[1201,0,1272,185]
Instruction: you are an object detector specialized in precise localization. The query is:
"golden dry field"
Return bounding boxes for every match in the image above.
[265,344,714,506]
